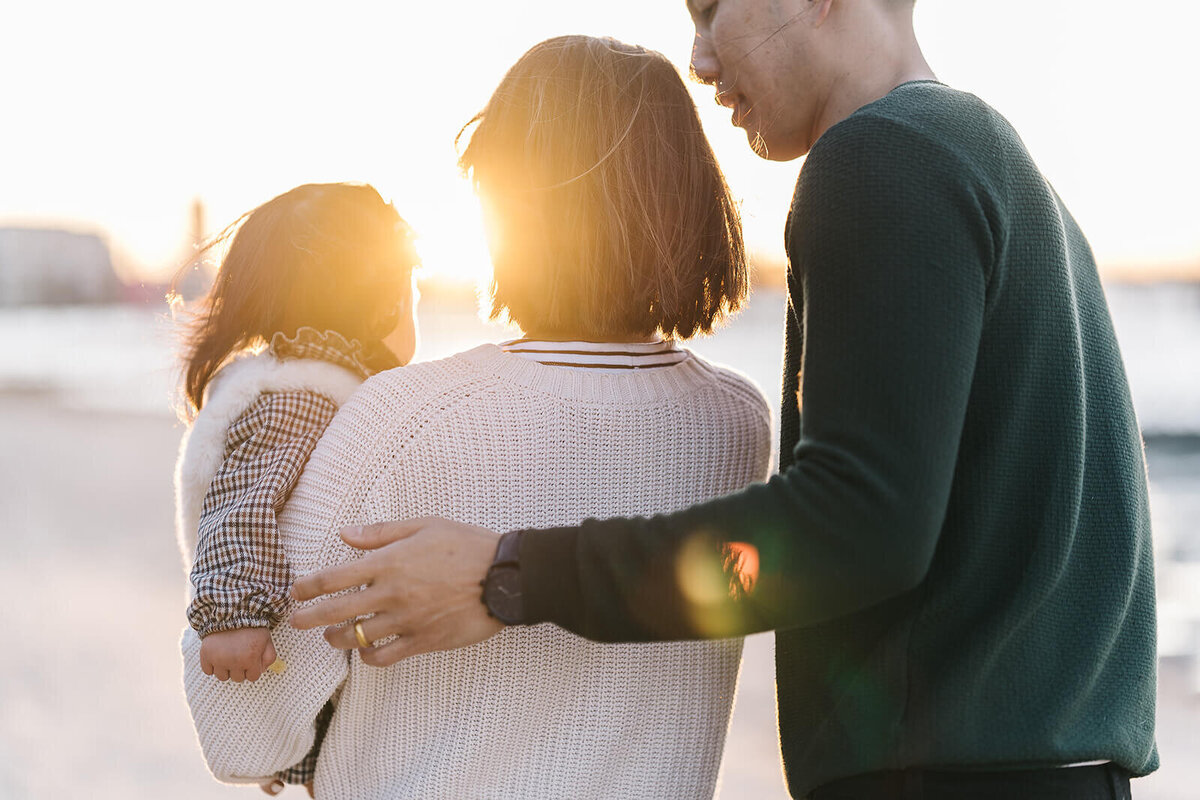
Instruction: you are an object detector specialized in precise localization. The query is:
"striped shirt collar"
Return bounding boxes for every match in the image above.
[499,338,687,370]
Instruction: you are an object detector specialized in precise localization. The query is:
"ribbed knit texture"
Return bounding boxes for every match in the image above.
[518,82,1158,796]
[181,343,771,799]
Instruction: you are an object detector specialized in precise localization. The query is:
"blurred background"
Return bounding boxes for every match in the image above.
[1,0,1196,797]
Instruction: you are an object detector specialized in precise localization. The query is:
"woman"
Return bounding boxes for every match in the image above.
[182,36,770,799]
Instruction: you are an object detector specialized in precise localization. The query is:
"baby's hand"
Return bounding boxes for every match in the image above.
[200,627,278,682]
[256,778,315,798]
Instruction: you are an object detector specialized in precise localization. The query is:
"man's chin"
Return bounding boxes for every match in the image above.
[744,128,807,162]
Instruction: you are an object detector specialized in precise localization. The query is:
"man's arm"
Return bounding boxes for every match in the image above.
[293,114,991,656]
[524,116,990,639]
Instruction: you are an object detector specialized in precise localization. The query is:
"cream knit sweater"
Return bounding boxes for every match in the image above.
[182,343,771,799]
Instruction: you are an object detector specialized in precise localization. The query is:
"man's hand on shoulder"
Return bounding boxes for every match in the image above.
[289,519,504,667]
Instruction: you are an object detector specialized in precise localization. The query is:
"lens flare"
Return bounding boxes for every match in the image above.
[675,531,760,636]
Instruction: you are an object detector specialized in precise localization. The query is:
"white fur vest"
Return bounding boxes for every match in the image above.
[174,352,364,574]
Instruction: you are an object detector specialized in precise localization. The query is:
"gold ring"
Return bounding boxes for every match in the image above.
[353,620,371,649]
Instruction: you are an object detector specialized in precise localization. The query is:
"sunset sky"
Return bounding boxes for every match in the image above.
[2,0,1197,284]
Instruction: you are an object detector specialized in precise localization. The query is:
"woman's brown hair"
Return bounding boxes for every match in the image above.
[174,182,417,417]
[458,36,746,340]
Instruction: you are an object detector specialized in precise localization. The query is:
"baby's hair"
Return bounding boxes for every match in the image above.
[457,35,746,340]
[173,183,417,418]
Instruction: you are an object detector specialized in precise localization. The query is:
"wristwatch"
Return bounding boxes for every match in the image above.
[482,530,525,625]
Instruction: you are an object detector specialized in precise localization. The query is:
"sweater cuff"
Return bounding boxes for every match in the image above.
[518,525,584,628]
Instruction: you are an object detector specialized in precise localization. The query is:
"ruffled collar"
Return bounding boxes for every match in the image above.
[268,327,400,379]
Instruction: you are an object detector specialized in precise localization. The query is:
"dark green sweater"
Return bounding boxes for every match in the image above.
[518,82,1157,796]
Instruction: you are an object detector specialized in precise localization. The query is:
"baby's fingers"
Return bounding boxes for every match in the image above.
[200,652,214,676]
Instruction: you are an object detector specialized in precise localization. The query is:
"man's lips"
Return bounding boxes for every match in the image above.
[716,91,746,127]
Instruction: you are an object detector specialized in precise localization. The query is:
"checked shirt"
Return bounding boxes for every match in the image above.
[186,328,397,636]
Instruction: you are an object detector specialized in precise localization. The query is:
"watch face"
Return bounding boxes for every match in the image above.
[485,565,524,625]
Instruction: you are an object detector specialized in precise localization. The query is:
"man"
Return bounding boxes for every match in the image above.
[291,1,1158,797]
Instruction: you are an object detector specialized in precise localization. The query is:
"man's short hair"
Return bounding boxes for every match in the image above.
[458,36,746,340]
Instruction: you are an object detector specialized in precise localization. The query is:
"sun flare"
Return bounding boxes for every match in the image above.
[393,183,494,288]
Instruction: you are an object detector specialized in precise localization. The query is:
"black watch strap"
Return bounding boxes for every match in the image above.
[492,528,522,567]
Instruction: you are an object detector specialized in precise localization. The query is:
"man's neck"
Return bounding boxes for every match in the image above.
[809,18,936,149]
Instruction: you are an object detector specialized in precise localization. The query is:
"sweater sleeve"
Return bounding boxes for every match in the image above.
[519,114,992,641]
[180,390,385,783]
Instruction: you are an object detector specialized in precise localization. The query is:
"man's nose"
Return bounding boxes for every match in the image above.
[690,32,719,86]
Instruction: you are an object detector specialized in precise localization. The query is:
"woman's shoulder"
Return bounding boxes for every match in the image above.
[678,352,773,456]
[683,351,771,412]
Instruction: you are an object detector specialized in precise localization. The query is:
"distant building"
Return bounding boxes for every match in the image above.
[0,227,123,306]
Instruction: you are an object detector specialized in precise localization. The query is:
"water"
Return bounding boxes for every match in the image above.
[1,281,1196,431]
[1105,282,1200,435]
